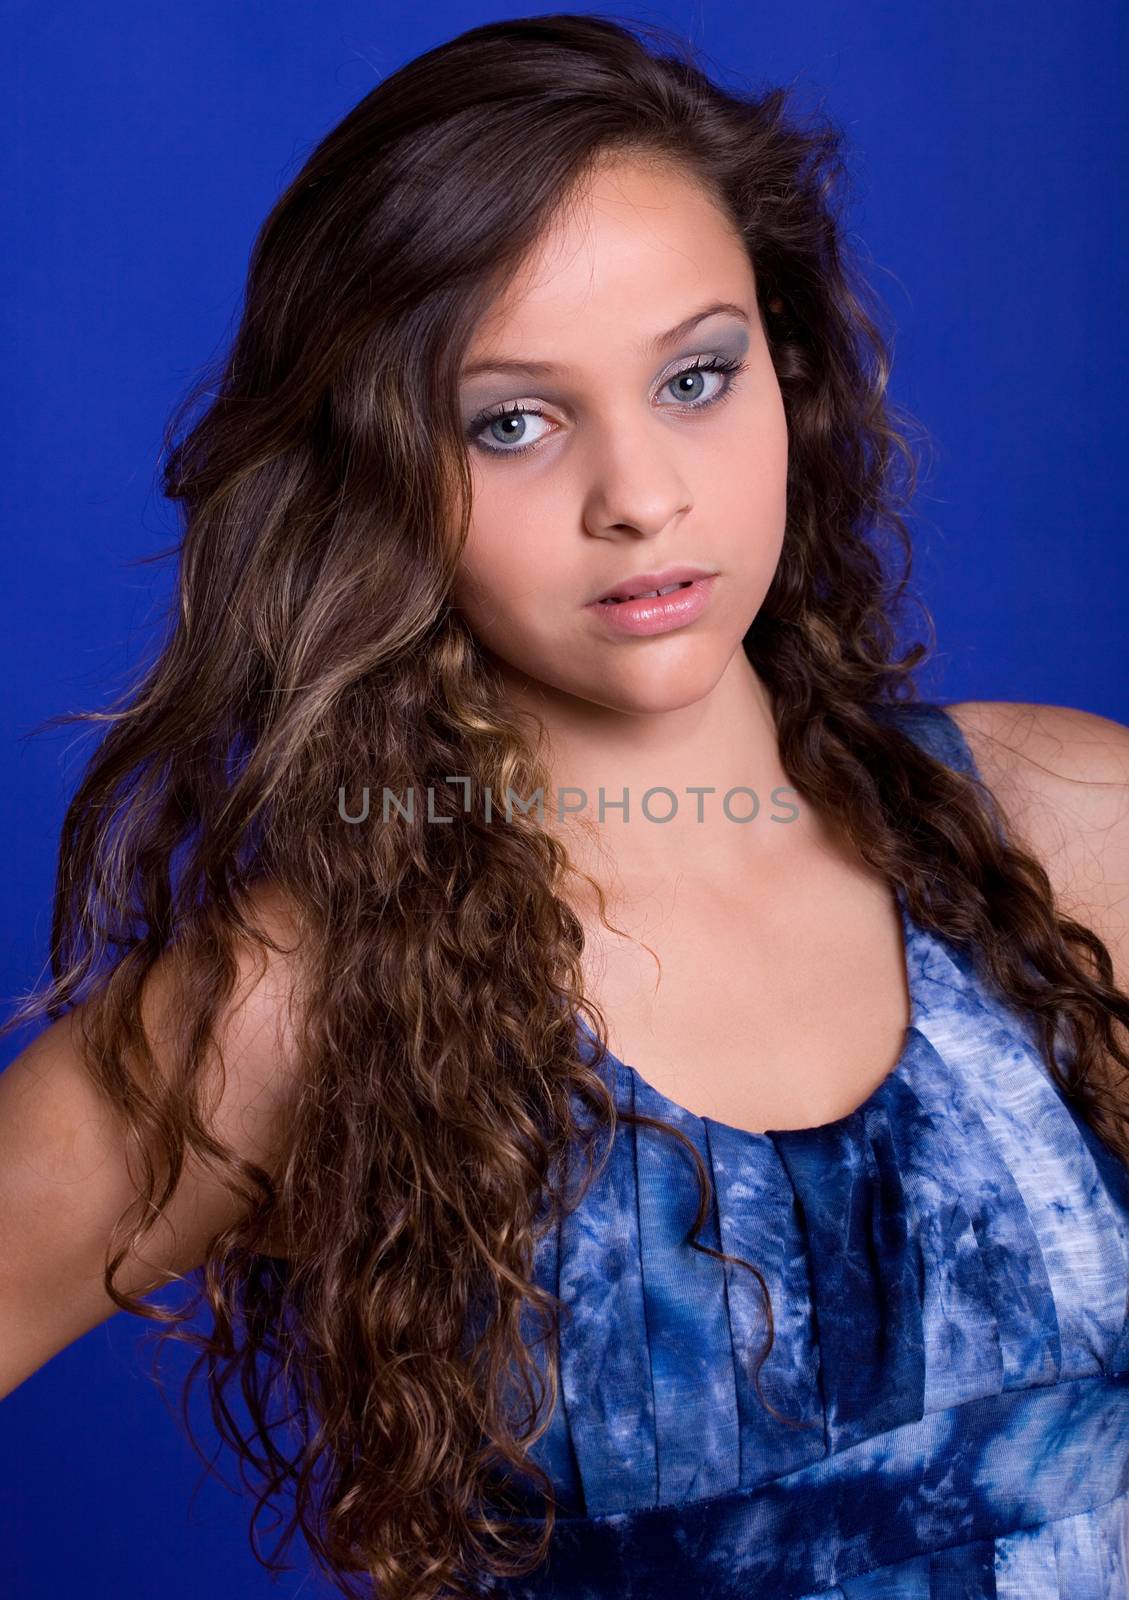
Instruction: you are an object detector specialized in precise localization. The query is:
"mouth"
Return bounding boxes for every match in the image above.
[588,566,718,606]
[584,572,719,636]
[595,580,696,606]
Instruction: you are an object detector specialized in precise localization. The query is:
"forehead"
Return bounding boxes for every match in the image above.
[461,156,754,371]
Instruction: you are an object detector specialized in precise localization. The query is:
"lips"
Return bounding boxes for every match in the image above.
[600,580,693,605]
[589,565,717,606]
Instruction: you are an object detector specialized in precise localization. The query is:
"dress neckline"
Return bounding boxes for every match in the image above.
[576,881,923,1145]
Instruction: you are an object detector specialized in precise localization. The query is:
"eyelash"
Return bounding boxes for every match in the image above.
[465,353,749,460]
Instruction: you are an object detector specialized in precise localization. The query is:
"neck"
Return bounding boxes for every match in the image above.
[494,650,813,888]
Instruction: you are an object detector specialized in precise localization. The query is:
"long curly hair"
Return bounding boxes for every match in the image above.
[6,13,1129,1599]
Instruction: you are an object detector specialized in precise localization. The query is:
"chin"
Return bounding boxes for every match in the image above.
[489,636,732,717]
[576,660,726,717]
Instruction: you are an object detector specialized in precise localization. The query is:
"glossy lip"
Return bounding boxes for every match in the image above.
[585,564,719,606]
[585,573,718,637]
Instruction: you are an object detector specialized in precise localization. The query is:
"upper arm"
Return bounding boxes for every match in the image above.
[945,699,1129,994]
[0,881,307,1401]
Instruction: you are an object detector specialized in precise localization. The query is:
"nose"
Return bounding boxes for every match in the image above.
[579,413,693,540]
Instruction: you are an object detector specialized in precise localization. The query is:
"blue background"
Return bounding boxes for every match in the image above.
[2,2,1126,1595]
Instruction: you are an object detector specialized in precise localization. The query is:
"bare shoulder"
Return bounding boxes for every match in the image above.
[944,700,1129,990]
[0,876,310,1398]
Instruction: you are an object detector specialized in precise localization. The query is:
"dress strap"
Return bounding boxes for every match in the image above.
[868,700,985,785]
[867,699,1008,853]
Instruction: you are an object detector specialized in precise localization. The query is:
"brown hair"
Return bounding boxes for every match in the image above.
[7,13,1128,1599]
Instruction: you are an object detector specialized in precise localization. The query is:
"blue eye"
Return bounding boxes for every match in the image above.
[660,359,736,405]
[465,353,748,460]
[471,402,554,456]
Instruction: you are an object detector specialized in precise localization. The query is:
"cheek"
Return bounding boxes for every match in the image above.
[727,376,788,470]
[457,453,574,609]
[453,507,543,637]
[705,389,789,597]
[717,384,789,524]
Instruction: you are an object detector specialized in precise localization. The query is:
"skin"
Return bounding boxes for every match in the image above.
[453,153,795,890]
[451,152,911,1127]
[450,151,1129,1127]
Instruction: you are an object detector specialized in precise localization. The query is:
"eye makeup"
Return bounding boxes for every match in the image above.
[464,348,750,460]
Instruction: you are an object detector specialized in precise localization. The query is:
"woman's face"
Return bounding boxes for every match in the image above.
[453,154,789,718]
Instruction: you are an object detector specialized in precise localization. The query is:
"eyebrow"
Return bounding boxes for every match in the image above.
[459,300,750,381]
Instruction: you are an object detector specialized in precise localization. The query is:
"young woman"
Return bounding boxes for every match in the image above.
[3,13,1129,1600]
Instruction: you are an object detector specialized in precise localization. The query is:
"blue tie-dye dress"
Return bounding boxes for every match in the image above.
[486,702,1129,1598]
